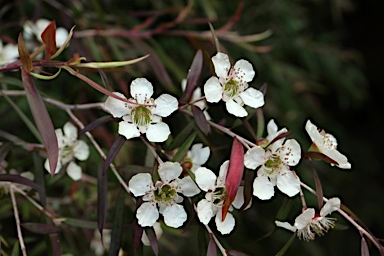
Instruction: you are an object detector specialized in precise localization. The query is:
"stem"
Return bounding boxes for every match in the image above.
[9,185,27,256]
[140,137,164,165]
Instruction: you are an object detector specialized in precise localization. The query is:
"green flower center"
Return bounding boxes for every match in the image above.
[264,154,282,174]
[61,145,74,163]
[224,79,240,98]
[154,184,177,202]
[212,186,226,207]
[131,106,152,126]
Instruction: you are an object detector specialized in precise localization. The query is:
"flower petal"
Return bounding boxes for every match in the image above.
[276,170,300,197]
[215,210,235,235]
[162,204,187,228]
[231,186,251,210]
[146,122,170,143]
[253,175,275,200]
[63,122,78,143]
[244,146,265,170]
[179,176,200,197]
[217,160,229,185]
[196,199,214,224]
[277,139,301,166]
[158,162,182,182]
[195,167,217,191]
[154,94,178,117]
[190,143,210,166]
[239,88,264,109]
[128,173,153,196]
[324,149,351,169]
[104,92,130,118]
[295,208,315,230]
[136,202,159,227]
[204,77,223,103]
[212,52,230,79]
[233,59,255,82]
[267,119,278,141]
[305,120,324,149]
[118,121,140,140]
[55,27,69,47]
[130,78,154,103]
[275,221,297,232]
[225,99,248,117]
[66,161,82,181]
[73,140,90,161]
[320,197,341,216]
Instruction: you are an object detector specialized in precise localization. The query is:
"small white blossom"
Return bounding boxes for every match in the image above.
[244,121,301,200]
[44,122,90,181]
[0,40,18,65]
[275,198,341,241]
[203,52,264,117]
[128,162,200,228]
[141,222,163,246]
[182,143,210,173]
[194,161,251,235]
[181,79,211,120]
[305,120,351,169]
[23,18,69,47]
[104,78,178,143]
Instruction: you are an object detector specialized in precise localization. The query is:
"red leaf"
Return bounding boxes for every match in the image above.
[41,20,57,59]
[21,69,59,176]
[191,105,210,135]
[17,33,32,72]
[222,137,244,221]
[207,233,217,256]
[182,50,203,103]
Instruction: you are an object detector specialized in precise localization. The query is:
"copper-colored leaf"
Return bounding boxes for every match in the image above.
[41,20,57,59]
[145,227,159,256]
[21,69,59,176]
[361,236,370,256]
[207,233,217,256]
[222,137,244,221]
[267,131,293,147]
[22,223,60,234]
[97,164,108,237]
[17,33,32,72]
[311,167,324,209]
[102,135,126,174]
[182,50,203,103]
[227,250,250,256]
[240,168,254,211]
[191,105,210,135]
[79,115,116,136]
[133,202,144,253]
[302,152,338,166]
[109,191,125,256]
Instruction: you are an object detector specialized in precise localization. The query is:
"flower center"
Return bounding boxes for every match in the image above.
[60,145,75,164]
[321,131,337,150]
[264,154,282,174]
[131,106,152,126]
[212,186,226,207]
[154,184,177,202]
[223,79,240,98]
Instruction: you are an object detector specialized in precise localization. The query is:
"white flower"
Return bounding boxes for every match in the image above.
[203,52,264,117]
[305,120,351,169]
[275,198,341,241]
[44,122,90,181]
[128,161,200,228]
[23,19,69,47]
[104,78,178,143]
[244,123,301,200]
[181,79,211,120]
[0,40,19,65]
[194,161,251,235]
[141,222,163,246]
[182,143,210,173]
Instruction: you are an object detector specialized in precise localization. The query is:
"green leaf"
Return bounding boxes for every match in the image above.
[171,132,196,163]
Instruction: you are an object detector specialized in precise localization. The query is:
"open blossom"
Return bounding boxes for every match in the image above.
[181,79,211,120]
[244,120,301,200]
[182,143,210,173]
[128,162,200,228]
[23,18,69,47]
[104,78,178,143]
[203,52,264,117]
[44,122,89,181]
[0,40,18,65]
[275,198,341,241]
[305,120,351,169]
[194,161,251,235]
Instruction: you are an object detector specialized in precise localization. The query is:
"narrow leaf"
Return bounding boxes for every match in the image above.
[222,137,244,221]
[0,142,13,163]
[240,168,253,211]
[133,213,144,253]
[98,69,112,91]
[302,152,338,166]
[267,131,293,147]
[52,26,75,59]
[97,164,108,236]
[22,223,60,234]
[191,105,210,135]
[79,115,116,136]
[312,168,324,210]
[165,121,194,151]
[32,152,47,206]
[0,174,43,194]
[198,225,208,256]
[145,227,159,256]
[171,132,196,163]
[30,68,61,80]
[275,233,296,256]
[207,233,217,256]
[49,233,61,256]
[227,250,250,256]
[102,135,126,174]
[41,20,57,59]
[60,218,99,229]
[108,190,125,256]
[183,50,203,103]
[208,23,220,53]
[361,236,370,256]
[21,69,58,175]
[17,33,32,72]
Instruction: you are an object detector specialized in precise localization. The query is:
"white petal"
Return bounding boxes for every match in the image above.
[44,158,62,174]
[320,197,341,216]
[215,211,235,235]
[63,122,78,142]
[253,175,275,200]
[136,202,159,227]
[195,167,217,191]
[162,204,187,228]
[118,121,140,140]
[276,170,300,197]
[55,27,69,47]
[130,78,154,103]
[225,99,247,117]
[154,94,178,117]
[190,143,210,166]
[305,120,324,148]
[324,149,351,169]
[275,221,297,232]
[146,123,170,143]
[267,119,278,140]
[196,199,214,224]
[217,160,229,185]
[179,176,200,197]
[295,208,315,230]
[73,140,90,161]
[3,44,19,61]
[244,146,265,170]
[233,59,255,82]
[67,161,82,181]
[239,88,264,109]
[278,139,301,166]
[204,77,223,103]
[104,92,130,118]
[128,173,153,196]
[212,52,230,79]
[158,162,182,182]
[231,186,251,210]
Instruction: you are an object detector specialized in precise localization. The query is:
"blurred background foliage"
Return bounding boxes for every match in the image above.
[0,0,383,255]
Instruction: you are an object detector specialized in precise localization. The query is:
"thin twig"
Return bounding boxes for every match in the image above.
[9,185,27,256]
[140,137,164,165]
